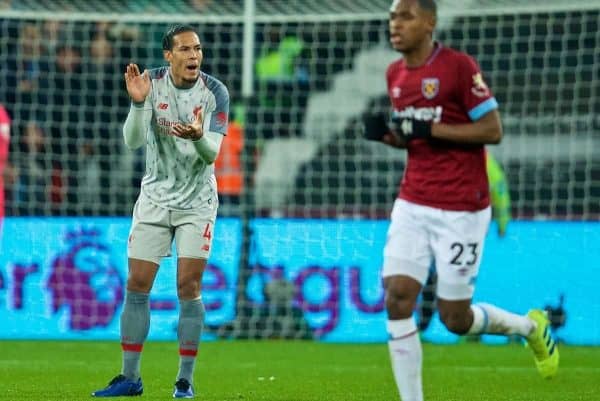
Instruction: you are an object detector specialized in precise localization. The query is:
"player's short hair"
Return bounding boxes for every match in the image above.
[416,0,437,18]
[162,24,198,51]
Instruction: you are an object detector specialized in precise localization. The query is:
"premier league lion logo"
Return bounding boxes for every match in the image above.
[46,228,124,330]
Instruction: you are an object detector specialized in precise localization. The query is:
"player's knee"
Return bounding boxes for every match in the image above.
[385,288,415,319]
[126,276,153,293]
[177,279,201,299]
[439,310,471,334]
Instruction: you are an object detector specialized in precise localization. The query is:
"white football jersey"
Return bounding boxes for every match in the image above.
[139,67,229,210]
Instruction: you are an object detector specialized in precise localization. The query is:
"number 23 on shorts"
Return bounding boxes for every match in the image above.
[449,242,479,266]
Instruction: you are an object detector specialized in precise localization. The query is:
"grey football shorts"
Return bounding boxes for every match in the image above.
[127,195,217,265]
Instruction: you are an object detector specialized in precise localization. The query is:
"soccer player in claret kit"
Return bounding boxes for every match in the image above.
[92,25,228,398]
[363,1,559,400]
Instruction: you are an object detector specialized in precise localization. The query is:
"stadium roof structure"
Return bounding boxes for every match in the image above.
[4,0,600,19]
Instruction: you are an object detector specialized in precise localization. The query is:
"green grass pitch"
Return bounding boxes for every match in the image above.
[1,340,598,400]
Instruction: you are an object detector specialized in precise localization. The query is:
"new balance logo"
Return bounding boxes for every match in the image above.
[158,103,169,110]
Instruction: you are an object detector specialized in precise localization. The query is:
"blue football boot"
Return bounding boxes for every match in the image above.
[92,374,143,397]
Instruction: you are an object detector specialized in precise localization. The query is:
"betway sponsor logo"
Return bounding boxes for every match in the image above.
[393,106,442,123]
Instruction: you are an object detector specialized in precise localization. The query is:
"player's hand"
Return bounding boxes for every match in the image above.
[391,116,432,141]
[362,112,389,141]
[172,107,203,140]
[382,132,404,148]
[124,63,151,104]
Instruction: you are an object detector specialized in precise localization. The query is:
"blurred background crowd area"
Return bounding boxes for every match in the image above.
[0,1,598,219]
[1,0,394,14]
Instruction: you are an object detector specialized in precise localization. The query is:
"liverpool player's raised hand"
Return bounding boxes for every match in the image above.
[172,107,204,140]
[124,63,151,104]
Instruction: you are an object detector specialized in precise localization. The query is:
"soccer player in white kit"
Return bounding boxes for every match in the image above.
[92,25,229,399]
[363,1,559,400]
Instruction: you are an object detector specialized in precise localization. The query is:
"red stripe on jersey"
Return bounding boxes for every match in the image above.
[179,348,198,357]
[121,343,143,353]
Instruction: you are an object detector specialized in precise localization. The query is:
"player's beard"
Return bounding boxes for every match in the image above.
[182,75,199,86]
[180,69,199,88]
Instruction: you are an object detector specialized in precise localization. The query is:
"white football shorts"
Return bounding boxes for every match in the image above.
[127,194,217,265]
[382,198,491,300]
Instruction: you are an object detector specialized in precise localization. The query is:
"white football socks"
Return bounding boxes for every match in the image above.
[387,318,423,401]
[467,303,534,337]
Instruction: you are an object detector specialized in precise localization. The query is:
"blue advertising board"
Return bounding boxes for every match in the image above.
[1,218,598,344]
[0,217,241,340]
[247,220,600,345]
[246,219,387,342]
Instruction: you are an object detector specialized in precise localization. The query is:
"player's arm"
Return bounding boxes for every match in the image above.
[170,109,223,164]
[122,64,152,150]
[431,109,502,144]
[429,54,502,145]
[196,81,229,163]
[123,103,152,150]
[192,131,224,164]
[172,81,229,164]
[170,111,224,164]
